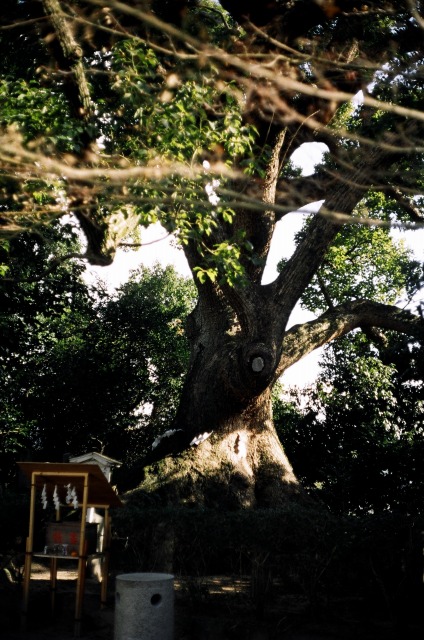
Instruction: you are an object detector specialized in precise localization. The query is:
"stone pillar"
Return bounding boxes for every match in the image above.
[114,572,174,640]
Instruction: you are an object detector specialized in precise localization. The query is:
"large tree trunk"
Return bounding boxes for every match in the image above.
[141,387,299,509]
[134,285,303,508]
[132,138,424,508]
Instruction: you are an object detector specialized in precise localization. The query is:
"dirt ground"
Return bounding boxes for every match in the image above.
[1,561,422,640]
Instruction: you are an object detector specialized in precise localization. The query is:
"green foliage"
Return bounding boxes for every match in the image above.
[295,196,421,314]
[101,39,260,285]
[0,76,94,237]
[0,0,48,80]
[0,222,89,484]
[0,242,195,477]
[113,501,342,588]
[0,239,10,277]
[0,79,91,153]
[0,0,423,517]
[185,0,240,43]
[275,333,424,516]
[107,37,257,177]
[2,1,420,290]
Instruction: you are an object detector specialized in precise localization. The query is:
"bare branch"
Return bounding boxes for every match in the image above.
[42,0,94,120]
[277,299,424,379]
[387,187,424,224]
[406,0,424,30]
[0,130,237,183]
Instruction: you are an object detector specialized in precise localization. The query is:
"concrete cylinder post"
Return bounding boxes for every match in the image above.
[115,573,174,640]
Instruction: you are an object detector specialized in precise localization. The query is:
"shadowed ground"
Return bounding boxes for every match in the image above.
[1,560,422,640]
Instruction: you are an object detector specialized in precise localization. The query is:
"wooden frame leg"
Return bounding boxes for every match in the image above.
[100,508,111,608]
[21,537,33,630]
[50,557,58,615]
[74,474,89,637]
[74,550,87,638]
[21,473,36,631]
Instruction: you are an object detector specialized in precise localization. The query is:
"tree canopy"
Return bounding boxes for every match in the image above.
[0,240,195,486]
[1,0,423,506]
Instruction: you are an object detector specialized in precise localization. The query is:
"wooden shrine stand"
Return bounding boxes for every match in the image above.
[18,462,122,637]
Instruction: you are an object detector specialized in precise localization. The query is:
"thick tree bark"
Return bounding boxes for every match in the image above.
[139,388,299,508]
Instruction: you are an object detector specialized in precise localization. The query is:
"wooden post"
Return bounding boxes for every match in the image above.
[100,507,111,608]
[21,472,37,630]
[74,472,89,637]
[49,557,58,614]
[50,502,61,614]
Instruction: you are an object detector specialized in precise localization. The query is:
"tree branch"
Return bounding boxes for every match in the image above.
[276,299,424,379]
[387,187,424,224]
[237,128,288,282]
[42,0,94,121]
[276,173,328,216]
[272,143,398,318]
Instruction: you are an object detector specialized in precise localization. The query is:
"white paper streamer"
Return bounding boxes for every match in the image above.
[70,486,78,509]
[53,485,60,511]
[41,484,48,509]
[65,483,72,505]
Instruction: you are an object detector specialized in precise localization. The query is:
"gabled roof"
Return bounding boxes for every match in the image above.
[69,452,122,467]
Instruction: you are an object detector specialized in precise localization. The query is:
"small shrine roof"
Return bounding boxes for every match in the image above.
[69,452,122,467]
